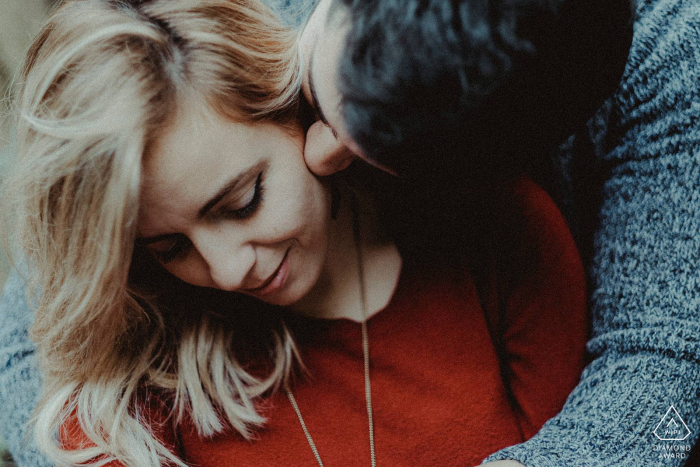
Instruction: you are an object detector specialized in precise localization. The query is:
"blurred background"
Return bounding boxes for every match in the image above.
[1,1,54,464]
[1,2,51,283]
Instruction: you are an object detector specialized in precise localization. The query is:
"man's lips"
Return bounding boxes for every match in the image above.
[244,249,290,296]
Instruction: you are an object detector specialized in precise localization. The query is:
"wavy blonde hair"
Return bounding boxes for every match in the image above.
[3,0,303,465]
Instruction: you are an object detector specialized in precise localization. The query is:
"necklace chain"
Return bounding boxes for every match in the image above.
[285,195,376,467]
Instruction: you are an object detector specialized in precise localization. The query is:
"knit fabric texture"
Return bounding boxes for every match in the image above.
[1,0,700,466]
[0,267,49,467]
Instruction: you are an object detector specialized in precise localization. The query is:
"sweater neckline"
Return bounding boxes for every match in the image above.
[280,258,411,345]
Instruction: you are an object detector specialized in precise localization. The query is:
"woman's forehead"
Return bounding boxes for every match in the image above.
[139,112,257,219]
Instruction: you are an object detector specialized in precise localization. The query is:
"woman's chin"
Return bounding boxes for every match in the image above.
[242,250,327,309]
[268,266,325,310]
[246,275,317,307]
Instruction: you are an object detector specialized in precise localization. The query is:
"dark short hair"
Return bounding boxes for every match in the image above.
[337,0,633,180]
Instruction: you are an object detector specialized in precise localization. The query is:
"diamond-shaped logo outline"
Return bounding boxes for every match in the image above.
[653,406,691,441]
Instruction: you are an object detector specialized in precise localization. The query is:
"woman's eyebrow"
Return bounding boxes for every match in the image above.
[198,161,267,219]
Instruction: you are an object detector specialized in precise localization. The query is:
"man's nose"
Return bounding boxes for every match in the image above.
[303,120,355,176]
[193,229,256,292]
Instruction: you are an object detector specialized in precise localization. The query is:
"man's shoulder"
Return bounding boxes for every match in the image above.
[618,0,700,105]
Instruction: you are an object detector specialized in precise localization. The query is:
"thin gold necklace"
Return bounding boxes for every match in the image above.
[284,198,376,467]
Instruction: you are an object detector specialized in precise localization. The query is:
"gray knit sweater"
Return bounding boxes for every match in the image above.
[1,0,699,466]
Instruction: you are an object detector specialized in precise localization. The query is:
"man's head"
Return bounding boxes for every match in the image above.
[300,0,633,179]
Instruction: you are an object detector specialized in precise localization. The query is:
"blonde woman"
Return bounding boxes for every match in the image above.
[3,0,588,466]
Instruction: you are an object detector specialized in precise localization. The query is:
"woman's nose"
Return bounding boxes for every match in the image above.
[192,229,256,292]
[303,121,355,176]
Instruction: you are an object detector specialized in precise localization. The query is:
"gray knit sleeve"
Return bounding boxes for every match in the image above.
[0,268,51,467]
[484,0,700,465]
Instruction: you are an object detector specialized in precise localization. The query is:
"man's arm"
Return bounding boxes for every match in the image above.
[0,268,51,466]
[484,0,700,465]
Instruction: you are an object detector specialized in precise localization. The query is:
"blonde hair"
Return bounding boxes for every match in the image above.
[3,0,303,465]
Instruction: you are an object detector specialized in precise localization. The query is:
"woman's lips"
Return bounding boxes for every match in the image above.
[247,249,290,297]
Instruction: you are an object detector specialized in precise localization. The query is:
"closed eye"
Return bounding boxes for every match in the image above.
[144,172,265,264]
[221,171,264,220]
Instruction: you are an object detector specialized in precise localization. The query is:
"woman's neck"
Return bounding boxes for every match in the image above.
[289,181,402,322]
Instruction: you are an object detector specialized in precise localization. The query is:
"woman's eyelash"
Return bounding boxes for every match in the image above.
[223,171,265,220]
[152,172,265,264]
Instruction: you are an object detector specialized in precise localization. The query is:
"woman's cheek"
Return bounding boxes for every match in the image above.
[267,162,331,247]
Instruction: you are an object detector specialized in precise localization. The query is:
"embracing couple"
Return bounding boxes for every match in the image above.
[1,0,699,466]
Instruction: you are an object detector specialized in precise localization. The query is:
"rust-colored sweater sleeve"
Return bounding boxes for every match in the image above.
[495,178,589,440]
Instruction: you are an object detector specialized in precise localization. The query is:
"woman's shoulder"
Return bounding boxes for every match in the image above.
[476,176,585,309]
[509,176,573,242]
[493,176,579,262]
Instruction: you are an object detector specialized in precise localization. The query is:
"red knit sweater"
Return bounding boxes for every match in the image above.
[65,179,588,466]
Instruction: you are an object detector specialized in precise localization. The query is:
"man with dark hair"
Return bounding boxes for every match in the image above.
[300,0,631,177]
[298,0,700,466]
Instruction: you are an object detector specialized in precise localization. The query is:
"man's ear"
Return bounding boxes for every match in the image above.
[303,120,355,176]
